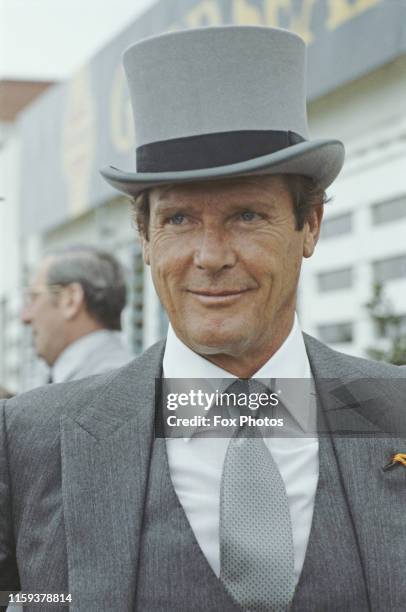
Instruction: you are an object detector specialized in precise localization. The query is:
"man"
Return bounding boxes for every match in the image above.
[20,245,132,383]
[1,26,405,612]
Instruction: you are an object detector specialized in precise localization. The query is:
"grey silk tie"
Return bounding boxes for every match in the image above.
[219,379,295,612]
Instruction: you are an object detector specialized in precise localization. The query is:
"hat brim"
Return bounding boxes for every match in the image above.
[100,138,344,197]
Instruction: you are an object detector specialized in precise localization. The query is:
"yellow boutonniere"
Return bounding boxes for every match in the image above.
[383,453,406,471]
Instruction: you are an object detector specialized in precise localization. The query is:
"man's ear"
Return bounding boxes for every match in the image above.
[303,205,324,258]
[59,283,85,320]
[142,237,150,266]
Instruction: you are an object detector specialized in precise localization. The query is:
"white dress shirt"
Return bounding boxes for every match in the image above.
[164,314,319,585]
[51,330,132,383]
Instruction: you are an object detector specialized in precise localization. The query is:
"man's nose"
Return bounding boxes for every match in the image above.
[193,226,237,272]
[20,303,33,325]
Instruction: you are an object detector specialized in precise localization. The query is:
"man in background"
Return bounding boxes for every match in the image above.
[21,245,132,383]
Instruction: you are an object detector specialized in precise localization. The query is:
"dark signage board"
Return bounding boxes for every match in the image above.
[18,0,406,235]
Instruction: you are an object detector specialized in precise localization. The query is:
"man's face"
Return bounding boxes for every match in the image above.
[144,175,322,372]
[20,258,68,366]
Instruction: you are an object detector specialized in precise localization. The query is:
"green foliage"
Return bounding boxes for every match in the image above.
[365,282,406,365]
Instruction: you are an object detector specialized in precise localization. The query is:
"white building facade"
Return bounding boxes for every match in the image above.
[302,55,406,356]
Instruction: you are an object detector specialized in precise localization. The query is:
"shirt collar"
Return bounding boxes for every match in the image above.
[163,313,314,439]
[52,330,119,383]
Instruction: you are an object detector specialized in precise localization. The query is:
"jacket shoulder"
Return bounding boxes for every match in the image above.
[303,333,405,379]
[3,339,166,437]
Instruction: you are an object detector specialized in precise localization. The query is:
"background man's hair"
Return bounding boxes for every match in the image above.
[130,174,329,240]
[45,245,127,331]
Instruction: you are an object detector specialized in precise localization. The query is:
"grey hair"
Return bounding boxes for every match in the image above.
[45,245,127,331]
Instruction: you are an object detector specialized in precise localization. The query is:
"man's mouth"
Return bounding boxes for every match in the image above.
[189,289,250,296]
[187,288,252,303]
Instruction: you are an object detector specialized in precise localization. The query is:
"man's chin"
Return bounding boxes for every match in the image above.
[179,325,249,357]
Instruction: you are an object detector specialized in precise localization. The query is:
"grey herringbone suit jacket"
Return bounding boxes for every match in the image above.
[0,335,405,611]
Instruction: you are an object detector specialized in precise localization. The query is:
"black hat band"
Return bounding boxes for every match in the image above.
[136,130,305,173]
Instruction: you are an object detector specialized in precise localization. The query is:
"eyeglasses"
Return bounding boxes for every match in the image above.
[22,284,65,306]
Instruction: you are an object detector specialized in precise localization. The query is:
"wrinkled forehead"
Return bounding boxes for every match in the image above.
[150,174,290,207]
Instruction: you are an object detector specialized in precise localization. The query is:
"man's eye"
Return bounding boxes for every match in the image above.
[239,211,261,222]
[169,213,186,225]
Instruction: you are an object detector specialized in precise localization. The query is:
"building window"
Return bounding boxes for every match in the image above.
[317,322,353,344]
[128,250,144,354]
[371,195,406,225]
[320,212,352,240]
[373,254,406,284]
[317,267,353,292]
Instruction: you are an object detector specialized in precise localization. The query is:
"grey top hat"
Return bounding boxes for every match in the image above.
[101,26,344,196]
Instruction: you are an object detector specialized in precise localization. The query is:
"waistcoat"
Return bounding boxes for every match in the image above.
[135,414,369,611]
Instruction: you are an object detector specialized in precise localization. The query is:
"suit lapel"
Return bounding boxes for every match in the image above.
[60,340,165,612]
[304,335,406,609]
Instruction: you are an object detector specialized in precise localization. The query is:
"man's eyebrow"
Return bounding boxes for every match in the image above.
[152,196,278,213]
[231,201,277,210]
[153,201,191,213]
[221,201,278,215]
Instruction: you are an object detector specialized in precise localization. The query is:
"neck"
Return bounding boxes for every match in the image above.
[50,324,105,366]
[64,321,105,348]
[198,315,295,378]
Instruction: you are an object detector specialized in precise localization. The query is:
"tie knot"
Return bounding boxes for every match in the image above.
[226,378,249,395]
[223,378,275,430]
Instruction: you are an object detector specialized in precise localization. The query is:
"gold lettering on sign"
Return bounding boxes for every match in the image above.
[264,0,290,25]
[264,0,315,44]
[62,67,95,217]
[326,0,381,30]
[110,64,134,153]
[288,0,315,44]
[232,0,264,25]
[186,0,222,27]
